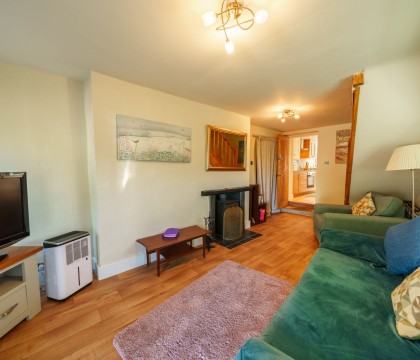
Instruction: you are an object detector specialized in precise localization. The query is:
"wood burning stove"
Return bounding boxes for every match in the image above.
[216,199,243,240]
[201,186,251,242]
[202,187,262,249]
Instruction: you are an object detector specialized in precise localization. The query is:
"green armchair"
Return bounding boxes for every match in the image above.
[313,192,408,241]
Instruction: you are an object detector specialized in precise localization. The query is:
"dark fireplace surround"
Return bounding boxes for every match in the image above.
[201,186,251,242]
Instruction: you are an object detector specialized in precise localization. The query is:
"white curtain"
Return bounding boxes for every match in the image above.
[255,136,278,215]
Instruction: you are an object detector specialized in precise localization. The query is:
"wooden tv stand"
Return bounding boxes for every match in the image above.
[0,246,43,338]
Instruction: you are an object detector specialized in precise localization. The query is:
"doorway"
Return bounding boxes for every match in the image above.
[288,134,318,209]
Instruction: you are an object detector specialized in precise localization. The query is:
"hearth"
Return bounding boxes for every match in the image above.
[201,186,261,248]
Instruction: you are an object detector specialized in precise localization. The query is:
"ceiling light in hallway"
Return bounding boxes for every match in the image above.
[277,109,300,123]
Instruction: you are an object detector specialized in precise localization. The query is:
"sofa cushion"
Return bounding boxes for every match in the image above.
[372,192,404,217]
[384,217,420,275]
[320,228,386,266]
[352,192,376,215]
[260,248,420,359]
[392,266,420,340]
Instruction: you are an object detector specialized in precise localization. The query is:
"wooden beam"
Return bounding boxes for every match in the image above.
[353,72,364,86]
[344,71,364,205]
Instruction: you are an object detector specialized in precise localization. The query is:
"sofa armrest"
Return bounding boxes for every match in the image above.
[320,228,386,265]
[316,213,408,238]
[235,338,295,360]
[314,203,352,214]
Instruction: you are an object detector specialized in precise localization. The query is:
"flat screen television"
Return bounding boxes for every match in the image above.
[0,172,30,260]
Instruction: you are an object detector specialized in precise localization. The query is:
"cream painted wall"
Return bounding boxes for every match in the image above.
[316,124,351,204]
[249,125,279,184]
[351,53,420,203]
[0,62,91,252]
[87,72,250,279]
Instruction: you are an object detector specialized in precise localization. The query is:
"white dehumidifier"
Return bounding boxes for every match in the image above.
[43,231,93,300]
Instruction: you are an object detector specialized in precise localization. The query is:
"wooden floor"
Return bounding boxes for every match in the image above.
[290,193,315,205]
[0,213,318,360]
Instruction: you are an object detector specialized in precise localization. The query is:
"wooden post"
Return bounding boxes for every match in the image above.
[344,72,364,205]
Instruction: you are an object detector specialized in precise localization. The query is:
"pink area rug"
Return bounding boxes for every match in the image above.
[113,260,294,360]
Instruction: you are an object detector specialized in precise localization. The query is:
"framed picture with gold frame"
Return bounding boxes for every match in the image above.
[206,125,247,171]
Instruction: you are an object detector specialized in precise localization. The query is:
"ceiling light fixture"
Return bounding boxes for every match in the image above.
[277,109,301,123]
[202,0,268,54]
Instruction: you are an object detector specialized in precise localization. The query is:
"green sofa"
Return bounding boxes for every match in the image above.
[235,228,420,360]
[313,193,407,241]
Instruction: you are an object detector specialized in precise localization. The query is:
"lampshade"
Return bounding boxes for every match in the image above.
[386,144,420,171]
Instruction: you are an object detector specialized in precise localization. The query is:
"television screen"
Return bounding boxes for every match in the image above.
[0,172,30,249]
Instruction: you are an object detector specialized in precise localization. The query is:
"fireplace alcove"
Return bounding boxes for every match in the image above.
[201,186,261,248]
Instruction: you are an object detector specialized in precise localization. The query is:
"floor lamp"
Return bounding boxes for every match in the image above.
[386,144,420,219]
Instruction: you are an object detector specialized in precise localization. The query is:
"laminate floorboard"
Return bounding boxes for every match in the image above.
[0,212,318,359]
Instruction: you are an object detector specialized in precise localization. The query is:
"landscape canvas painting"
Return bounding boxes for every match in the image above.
[116,115,191,162]
[335,129,351,164]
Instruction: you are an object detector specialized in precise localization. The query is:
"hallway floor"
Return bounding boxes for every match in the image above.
[290,192,315,205]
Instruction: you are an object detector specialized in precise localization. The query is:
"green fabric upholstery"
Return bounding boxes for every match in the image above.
[313,209,407,242]
[320,228,386,265]
[236,229,420,359]
[314,203,352,215]
[234,338,294,360]
[258,248,420,359]
[371,192,404,216]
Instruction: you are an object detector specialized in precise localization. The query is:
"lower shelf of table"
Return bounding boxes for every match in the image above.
[159,242,203,262]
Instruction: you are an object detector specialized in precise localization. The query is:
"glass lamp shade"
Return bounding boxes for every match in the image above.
[294,114,300,120]
[202,11,216,27]
[255,10,268,24]
[225,39,235,54]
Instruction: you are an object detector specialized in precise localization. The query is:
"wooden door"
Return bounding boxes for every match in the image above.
[277,135,289,209]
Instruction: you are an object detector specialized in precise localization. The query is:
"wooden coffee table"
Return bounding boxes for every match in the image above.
[136,225,211,276]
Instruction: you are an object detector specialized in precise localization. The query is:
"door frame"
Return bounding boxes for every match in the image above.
[287,132,318,201]
[276,134,290,209]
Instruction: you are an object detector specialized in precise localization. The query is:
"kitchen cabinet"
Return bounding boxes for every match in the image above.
[300,139,310,158]
[293,172,299,195]
[293,170,316,196]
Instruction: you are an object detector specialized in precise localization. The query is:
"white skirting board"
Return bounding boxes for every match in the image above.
[96,252,151,280]
[97,223,251,280]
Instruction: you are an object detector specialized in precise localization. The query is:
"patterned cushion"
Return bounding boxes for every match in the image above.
[352,192,376,215]
[391,266,420,339]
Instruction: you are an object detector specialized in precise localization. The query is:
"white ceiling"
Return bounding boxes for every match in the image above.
[1,0,419,131]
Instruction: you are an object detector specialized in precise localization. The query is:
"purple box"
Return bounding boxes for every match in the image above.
[162,228,180,239]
